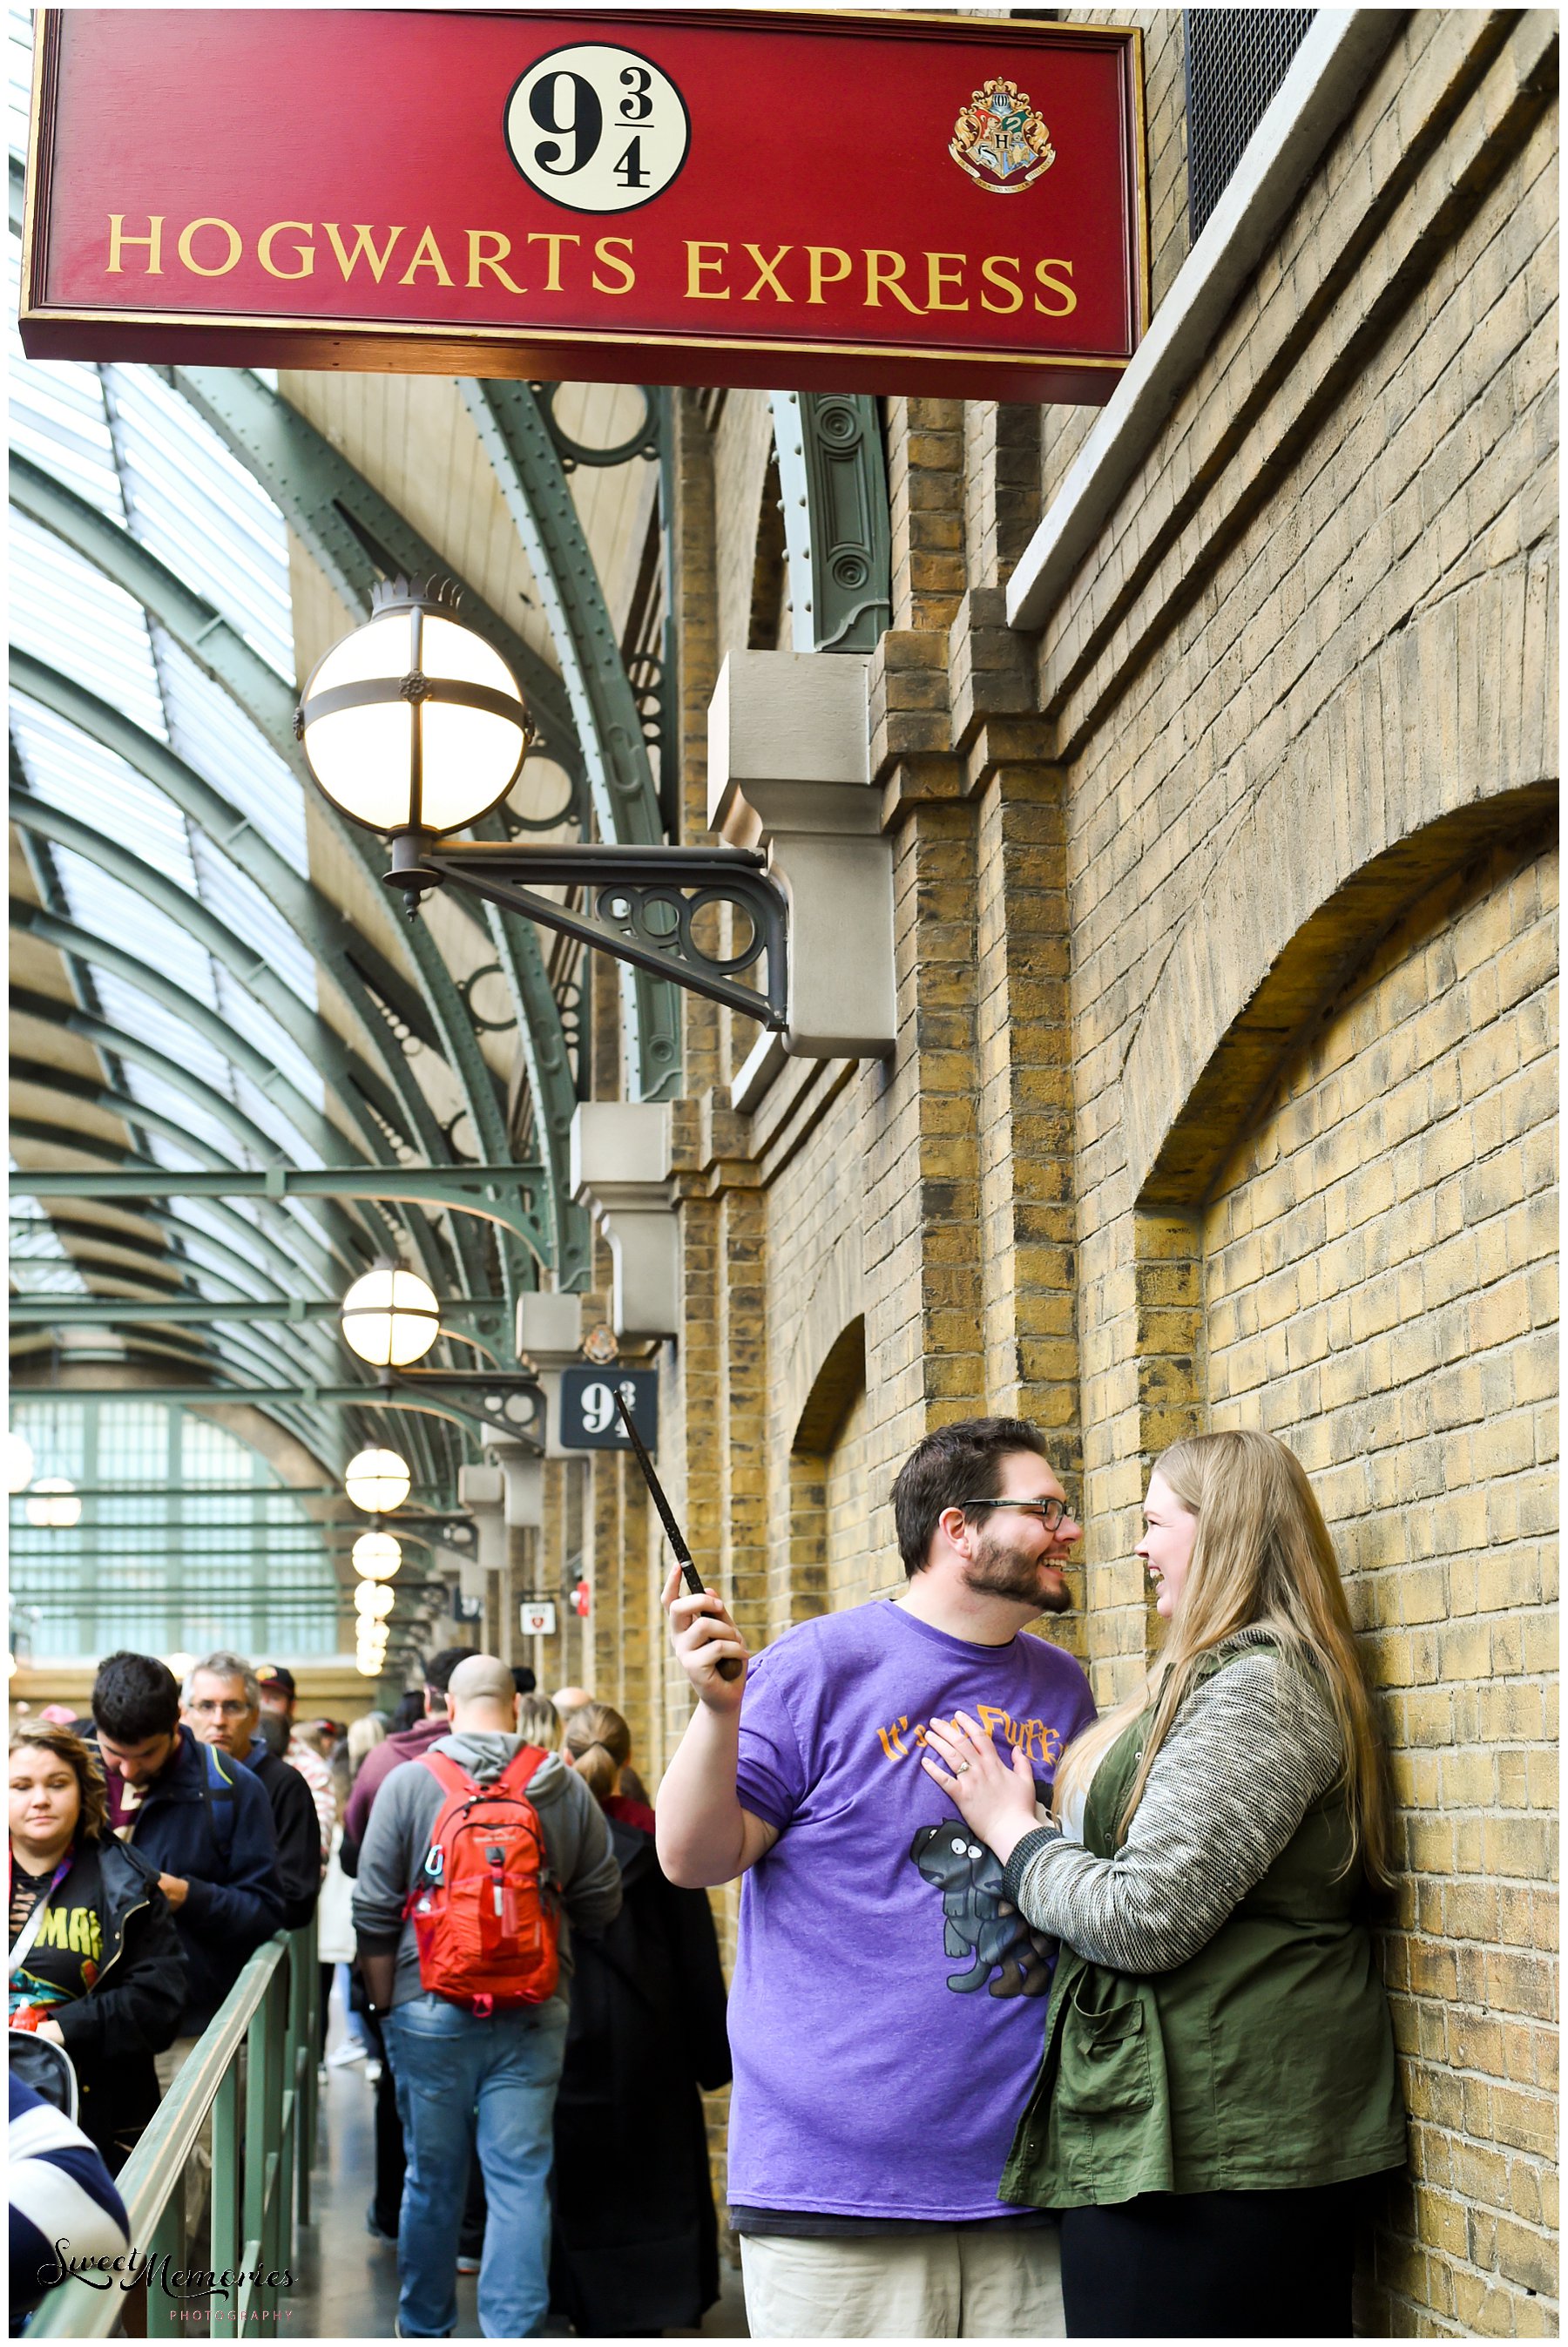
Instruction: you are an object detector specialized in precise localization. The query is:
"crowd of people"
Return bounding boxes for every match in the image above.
[10,1415,1406,2340]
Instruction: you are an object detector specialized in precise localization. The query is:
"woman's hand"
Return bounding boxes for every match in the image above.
[33,2019,64,2045]
[920,1712,1041,1867]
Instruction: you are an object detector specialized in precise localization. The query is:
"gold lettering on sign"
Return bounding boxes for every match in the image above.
[806,247,851,305]
[399,227,453,287]
[323,224,405,282]
[741,244,792,302]
[526,233,581,293]
[468,231,524,294]
[105,214,164,274]
[177,218,242,276]
[1033,258,1077,315]
[924,252,968,312]
[980,255,1023,314]
[591,237,635,295]
[863,250,921,313]
[258,221,314,280]
[686,241,730,298]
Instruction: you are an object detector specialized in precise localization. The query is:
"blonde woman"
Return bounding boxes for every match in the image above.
[923,1430,1405,2339]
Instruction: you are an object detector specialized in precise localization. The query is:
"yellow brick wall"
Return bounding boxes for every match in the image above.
[1204,841,1558,2334]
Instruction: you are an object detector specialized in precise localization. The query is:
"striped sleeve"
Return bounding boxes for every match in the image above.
[1001,1651,1345,1974]
[10,2079,131,2313]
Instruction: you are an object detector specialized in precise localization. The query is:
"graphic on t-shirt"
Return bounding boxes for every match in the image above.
[909,1823,1051,1998]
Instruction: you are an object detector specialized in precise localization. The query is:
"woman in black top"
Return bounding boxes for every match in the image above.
[550,1702,732,2337]
[9,1724,186,2171]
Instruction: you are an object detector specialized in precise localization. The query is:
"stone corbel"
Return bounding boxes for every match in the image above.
[569,1101,679,1340]
[707,650,896,1059]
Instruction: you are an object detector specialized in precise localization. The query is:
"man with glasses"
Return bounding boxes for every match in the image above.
[185,1654,322,1931]
[658,1417,1096,2341]
[89,1652,282,2081]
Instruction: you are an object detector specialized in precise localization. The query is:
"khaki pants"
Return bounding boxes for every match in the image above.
[739,2223,1065,2339]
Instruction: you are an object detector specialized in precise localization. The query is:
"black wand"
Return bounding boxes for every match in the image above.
[613,1387,744,1682]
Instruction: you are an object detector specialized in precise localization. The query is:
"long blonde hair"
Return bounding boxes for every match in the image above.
[1053,1431,1391,1886]
[564,1701,632,1809]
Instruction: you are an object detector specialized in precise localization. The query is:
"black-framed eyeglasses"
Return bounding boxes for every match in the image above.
[955,1497,1072,1531]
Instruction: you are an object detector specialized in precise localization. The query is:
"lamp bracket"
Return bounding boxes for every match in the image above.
[391,838,788,1030]
[382,1367,546,1450]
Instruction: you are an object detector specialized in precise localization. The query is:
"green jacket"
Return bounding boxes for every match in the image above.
[1000,1649,1406,2207]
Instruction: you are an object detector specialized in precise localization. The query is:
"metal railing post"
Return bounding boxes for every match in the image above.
[210,2063,240,2339]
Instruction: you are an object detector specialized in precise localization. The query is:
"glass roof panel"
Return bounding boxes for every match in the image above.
[10,1175,91,1295]
[10,516,168,741]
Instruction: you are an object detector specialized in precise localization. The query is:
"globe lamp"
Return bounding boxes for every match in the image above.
[344,1447,411,1512]
[341,1264,440,1368]
[352,1532,402,1582]
[25,1477,80,1529]
[6,1432,34,1493]
[295,577,531,839]
[354,1581,395,1620]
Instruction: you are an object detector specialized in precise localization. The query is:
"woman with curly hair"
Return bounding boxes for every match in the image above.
[924,1429,1405,2339]
[10,1722,186,2170]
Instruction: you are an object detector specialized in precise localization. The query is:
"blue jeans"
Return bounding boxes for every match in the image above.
[382,1991,569,2338]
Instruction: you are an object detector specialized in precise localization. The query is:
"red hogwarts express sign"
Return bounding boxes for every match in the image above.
[19,9,1148,402]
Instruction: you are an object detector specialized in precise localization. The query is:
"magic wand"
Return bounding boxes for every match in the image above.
[613,1386,744,1682]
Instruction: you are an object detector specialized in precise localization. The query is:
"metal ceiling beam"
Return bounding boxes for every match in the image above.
[11,1380,499,1447]
[12,1163,551,1267]
[11,657,499,1298]
[9,1295,504,1327]
[8,453,520,1303]
[158,369,591,1286]
[10,1055,353,1294]
[11,649,440,1053]
[462,378,682,1104]
[10,789,436,1180]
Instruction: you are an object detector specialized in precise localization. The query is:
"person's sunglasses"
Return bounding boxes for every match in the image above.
[956,1497,1072,1531]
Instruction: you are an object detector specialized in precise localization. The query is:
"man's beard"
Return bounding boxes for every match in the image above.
[963,1529,1073,1614]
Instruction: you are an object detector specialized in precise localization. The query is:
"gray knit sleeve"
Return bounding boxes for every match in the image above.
[1004,1653,1344,1974]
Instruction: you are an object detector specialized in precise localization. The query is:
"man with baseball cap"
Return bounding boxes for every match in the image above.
[255,1667,335,1858]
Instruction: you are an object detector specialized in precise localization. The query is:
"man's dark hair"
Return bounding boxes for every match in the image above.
[91,1651,181,1742]
[389,1689,425,1735]
[510,1664,537,1697]
[422,1646,472,1704]
[891,1418,1049,1578]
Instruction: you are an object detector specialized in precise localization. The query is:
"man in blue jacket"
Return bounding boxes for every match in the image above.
[89,1652,283,2074]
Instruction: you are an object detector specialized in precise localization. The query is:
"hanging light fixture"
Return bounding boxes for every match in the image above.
[6,1432,34,1494]
[295,577,531,840]
[166,1650,195,1681]
[355,1654,385,1678]
[352,1532,402,1583]
[25,1477,80,1529]
[354,1582,396,1620]
[341,1263,441,1368]
[344,1447,412,1512]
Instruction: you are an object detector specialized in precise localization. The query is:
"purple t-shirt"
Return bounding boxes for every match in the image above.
[729,1600,1096,2221]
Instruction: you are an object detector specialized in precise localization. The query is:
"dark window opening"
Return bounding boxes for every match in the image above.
[1184,9,1315,240]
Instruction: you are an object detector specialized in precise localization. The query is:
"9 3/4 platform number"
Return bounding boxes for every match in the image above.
[504,44,691,213]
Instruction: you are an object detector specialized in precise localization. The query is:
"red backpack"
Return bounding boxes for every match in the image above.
[403,1748,560,2015]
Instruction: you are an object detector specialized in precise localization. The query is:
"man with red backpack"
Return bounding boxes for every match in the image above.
[353,1653,621,2339]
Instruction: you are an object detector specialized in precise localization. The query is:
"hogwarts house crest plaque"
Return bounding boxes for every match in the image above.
[950,77,1055,192]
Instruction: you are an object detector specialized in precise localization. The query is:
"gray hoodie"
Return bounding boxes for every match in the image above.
[351,1729,622,2012]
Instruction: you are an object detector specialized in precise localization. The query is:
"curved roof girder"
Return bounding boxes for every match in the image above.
[10,788,439,1182]
[8,453,515,1305]
[10,896,401,1237]
[10,1012,363,1287]
[10,660,491,1285]
[11,650,441,1055]
[160,369,591,1285]
[461,379,682,1106]
[162,366,582,786]
[10,1118,351,1371]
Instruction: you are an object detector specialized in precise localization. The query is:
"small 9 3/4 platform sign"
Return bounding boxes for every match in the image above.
[20,10,1147,403]
[558,1367,658,1453]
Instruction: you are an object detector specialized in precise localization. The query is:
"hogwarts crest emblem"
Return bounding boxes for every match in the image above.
[950,78,1055,193]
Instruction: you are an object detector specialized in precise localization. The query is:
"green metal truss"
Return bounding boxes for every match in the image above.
[461,379,682,1102]
[154,367,594,1283]
[8,452,521,1308]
